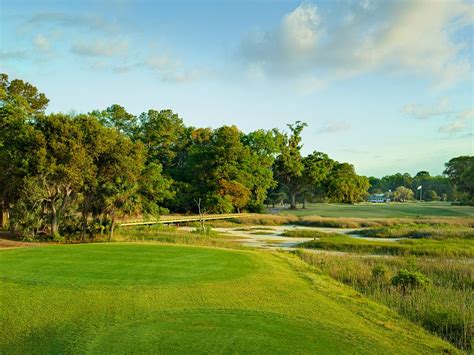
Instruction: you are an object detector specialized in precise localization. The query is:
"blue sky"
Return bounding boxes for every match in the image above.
[1,0,473,177]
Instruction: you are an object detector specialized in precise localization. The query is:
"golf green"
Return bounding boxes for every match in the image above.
[0,243,454,353]
[0,243,255,287]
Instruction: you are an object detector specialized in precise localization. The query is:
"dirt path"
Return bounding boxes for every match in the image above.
[0,238,42,250]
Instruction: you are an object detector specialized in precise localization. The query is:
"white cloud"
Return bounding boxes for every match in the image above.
[439,110,473,134]
[316,121,350,134]
[240,2,323,75]
[0,49,28,61]
[281,2,321,56]
[297,75,328,94]
[402,97,452,119]
[25,12,117,33]
[144,53,204,83]
[33,34,50,52]
[71,39,129,57]
[145,54,179,72]
[240,0,473,88]
[162,69,204,83]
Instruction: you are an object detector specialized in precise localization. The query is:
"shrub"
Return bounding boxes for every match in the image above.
[391,269,431,293]
[292,248,304,257]
[371,264,388,279]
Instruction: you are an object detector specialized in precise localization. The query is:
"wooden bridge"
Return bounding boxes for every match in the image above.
[118,213,249,227]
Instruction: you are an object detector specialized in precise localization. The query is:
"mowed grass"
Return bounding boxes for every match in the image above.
[0,243,455,353]
[277,201,474,218]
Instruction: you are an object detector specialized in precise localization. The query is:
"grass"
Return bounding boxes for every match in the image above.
[351,224,474,240]
[295,215,474,228]
[250,231,276,235]
[0,243,455,353]
[203,212,473,229]
[113,224,245,249]
[277,201,474,218]
[233,227,275,231]
[283,229,342,239]
[301,233,474,258]
[295,251,473,350]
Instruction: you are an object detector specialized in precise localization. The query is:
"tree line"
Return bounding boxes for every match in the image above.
[368,159,473,203]
[1,74,472,240]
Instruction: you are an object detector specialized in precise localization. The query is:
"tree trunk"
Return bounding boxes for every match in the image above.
[195,198,205,233]
[109,215,116,241]
[50,201,58,236]
[0,200,3,228]
[290,193,297,209]
[302,197,306,209]
[81,211,88,241]
[0,199,6,228]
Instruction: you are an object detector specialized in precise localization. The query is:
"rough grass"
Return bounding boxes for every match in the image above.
[296,251,473,350]
[283,230,342,239]
[202,213,474,229]
[351,225,474,240]
[0,244,455,353]
[113,224,245,249]
[234,227,275,231]
[301,234,474,258]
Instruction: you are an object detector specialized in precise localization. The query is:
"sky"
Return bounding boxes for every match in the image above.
[1,0,473,177]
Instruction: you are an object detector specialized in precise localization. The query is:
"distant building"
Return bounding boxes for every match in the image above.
[368,194,390,203]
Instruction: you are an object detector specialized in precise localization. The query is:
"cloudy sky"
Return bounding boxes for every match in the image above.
[1,0,473,177]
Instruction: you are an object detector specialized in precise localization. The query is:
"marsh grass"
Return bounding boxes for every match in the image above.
[113,225,247,250]
[351,224,474,240]
[179,213,473,230]
[205,213,474,229]
[234,227,275,231]
[296,251,473,350]
[282,230,341,239]
[301,234,474,258]
[249,231,276,235]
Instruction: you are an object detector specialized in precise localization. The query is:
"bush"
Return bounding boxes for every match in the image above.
[391,269,431,292]
[192,225,216,236]
[371,264,388,279]
[291,248,304,257]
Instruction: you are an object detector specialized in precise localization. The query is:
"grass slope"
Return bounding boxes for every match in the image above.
[278,201,473,218]
[0,243,455,353]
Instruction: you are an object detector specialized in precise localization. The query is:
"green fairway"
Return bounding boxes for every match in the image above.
[277,201,474,218]
[0,243,454,353]
[0,244,255,287]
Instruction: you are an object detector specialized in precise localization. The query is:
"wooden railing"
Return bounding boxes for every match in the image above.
[118,213,250,227]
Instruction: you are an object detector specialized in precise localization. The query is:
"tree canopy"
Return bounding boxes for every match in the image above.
[1,73,470,240]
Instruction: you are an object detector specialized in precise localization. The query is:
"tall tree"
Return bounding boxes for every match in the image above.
[444,156,474,202]
[242,129,284,212]
[301,151,336,204]
[0,73,49,228]
[138,109,188,172]
[91,104,138,137]
[327,163,369,204]
[274,121,307,209]
[393,186,415,202]
[34,114,95,236]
